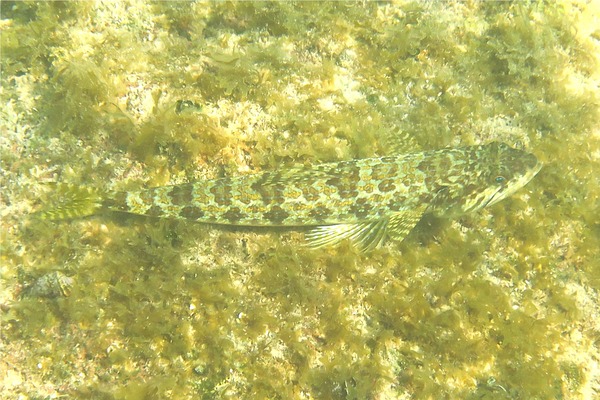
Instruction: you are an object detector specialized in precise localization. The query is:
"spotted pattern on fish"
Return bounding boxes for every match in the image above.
[38,142,541,251]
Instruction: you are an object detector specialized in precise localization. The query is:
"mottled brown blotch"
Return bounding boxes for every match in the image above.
[337,182,359,199]
[170,185,194,206]
[417,159,434,173]
[370,163,390,181]
[146,204,164,217]
[350,198,373,218]
[308,205,331,222]
[302,185,320,202]
[210,183,232,206]
[222,207,245,223]
[180,205,205,220]
[140,190,155,206]
[263,205,290,223]
[387,198,407,212]
[378,179,396,193]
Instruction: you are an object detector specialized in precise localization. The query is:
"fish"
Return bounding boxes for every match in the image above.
[37,142,541,252]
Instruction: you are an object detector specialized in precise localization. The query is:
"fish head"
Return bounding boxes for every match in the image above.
[450,142,542,214]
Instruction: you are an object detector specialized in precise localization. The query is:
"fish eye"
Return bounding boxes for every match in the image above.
[495,176,506,184]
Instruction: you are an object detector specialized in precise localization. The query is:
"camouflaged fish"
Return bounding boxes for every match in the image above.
[38,142,541,251]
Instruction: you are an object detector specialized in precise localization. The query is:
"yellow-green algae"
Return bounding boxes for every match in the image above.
[1,1,599,399]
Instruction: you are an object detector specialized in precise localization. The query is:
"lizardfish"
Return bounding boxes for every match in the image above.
[37,142,541,251]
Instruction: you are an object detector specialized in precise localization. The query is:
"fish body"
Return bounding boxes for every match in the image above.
[39,142,541,251]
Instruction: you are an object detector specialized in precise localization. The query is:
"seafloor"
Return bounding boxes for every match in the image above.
[1,1,599,399]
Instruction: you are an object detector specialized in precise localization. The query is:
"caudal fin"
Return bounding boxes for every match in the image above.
[35,184,103,220]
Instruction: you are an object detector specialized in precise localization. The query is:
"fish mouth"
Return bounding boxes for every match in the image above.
[532,160,543,176]
[481,187,503,209]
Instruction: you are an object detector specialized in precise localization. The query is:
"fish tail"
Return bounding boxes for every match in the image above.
[35,184,104,220]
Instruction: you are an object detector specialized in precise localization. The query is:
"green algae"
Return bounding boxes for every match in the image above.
[1,1,599,399]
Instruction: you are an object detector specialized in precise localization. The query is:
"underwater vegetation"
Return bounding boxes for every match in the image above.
[1,1,599,399]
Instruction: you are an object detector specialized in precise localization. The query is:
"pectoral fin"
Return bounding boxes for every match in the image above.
[386,207,426,242]
[306,206,426,252]
[306,219,389,252]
